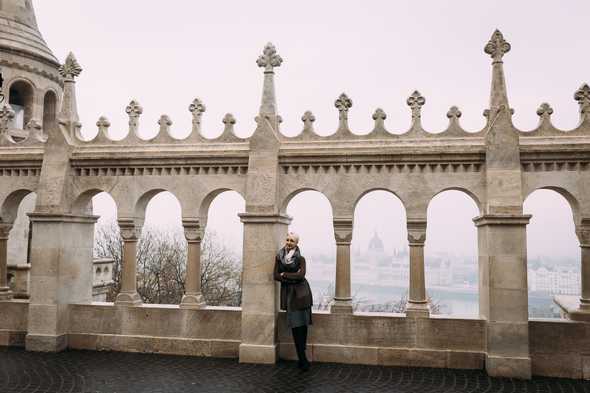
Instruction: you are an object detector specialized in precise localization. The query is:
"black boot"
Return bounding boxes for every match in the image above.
[292,326,310,371]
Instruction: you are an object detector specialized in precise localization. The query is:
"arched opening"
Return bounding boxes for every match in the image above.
[203,190,245,306]
[425,190,480,317]
[9,80,34,130]
[524,189,579,319]
[351,190,408,313]
[4,191,36,299]
[285,190,335,310]
[90,192,119,302]
[42,90,57,131]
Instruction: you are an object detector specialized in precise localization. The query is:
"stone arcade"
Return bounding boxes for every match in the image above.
[1,0,589,380]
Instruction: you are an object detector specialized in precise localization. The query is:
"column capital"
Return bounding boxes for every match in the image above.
[407,219,427,246]
[473,214,531,227]
[577,223,590,248]
[182,218,204,243]
[0,223,13,240]
[333,217,353,245]
[117,218,142,241]
[238,212,292,225]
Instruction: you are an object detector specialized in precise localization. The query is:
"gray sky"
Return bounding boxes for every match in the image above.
[34,1,586,261]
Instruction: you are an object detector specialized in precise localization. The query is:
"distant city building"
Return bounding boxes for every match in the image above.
[528,267,580,295]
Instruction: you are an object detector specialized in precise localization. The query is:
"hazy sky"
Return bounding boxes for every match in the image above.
[32,1,586,261]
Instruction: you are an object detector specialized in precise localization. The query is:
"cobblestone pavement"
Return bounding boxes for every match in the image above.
[1,348,589,393]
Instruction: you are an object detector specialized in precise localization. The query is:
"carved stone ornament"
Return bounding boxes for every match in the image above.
[484,29,511,62]
[536,102,553,117]
[335,93,353,120]
[301,110,315,131]
[189,98,206,125]
[333,219,353,245]
[158,114,173,133]
[577,226,590,247]
[184,226,203,242]
[256,42,283,72]
[118,222,142,241]
[574,84,590,114]
[447,106,462,119]
[407,220,427,245]
[407,91,425,119]
[96,116,111,133]
[0,223,13,240]
[223,113,236,126]
[0,104,15,133]
[58,52,83,79]
[372,108,387,121]
[126,100,143,132]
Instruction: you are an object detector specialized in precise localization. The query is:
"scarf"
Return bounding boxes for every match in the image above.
[280,246,300,265]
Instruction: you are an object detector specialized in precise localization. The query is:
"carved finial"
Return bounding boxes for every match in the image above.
[189,98,206,127]
[25,119,41,132]
[158,114,173,134]
[484,29,511,62]
[223,113,236,126]
[335,93,353,119]
[536,103,553,118]
[574,84,590,114]
[256,42,283,73]
[302,110,315,132]
[0,105,15,133]
[126,100,143,134]
[407,91,425,119]
[447,106,462,120]
[96,116,111,135]
[59,52,83,79]
[372,108,387,121]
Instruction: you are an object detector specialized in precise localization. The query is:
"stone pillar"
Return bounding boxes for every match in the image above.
[577,223,590,309]
[238,213,291,363]
[180,218,206,309]
[330,218,353,314]
[474,214,531,379]
[114,219,142,306]
[405,219,429,318]
[26,213,97,352]
[0,224,13,300]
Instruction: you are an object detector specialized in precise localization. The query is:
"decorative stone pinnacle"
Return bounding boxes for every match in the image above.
[574,84,590,114]
[301,110,315,131]
[335,93,353,119]
[372,108,387,121]
[484,29,511,62]
[96,116,111,134]
[223,113,236,125]
[407,91,425,119]
[126,100,143,133]
[536,103,553,117]
[256,42,283,73]
[0,104,15,133]
[59,52,83,79]
[189,98,206,117]
[158,114,173,133]
[447,106,462,119]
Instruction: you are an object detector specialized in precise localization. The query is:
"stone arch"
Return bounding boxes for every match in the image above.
[280,187,336,217]
[71,188,119,216]
[524,186,580,226]
[199,188,247,223]
[42,89,58,130]
[0,189,34,224]
[428,187,483,216]
[7,78,36,129]
[133,189,185,225]
[352,188,407,217]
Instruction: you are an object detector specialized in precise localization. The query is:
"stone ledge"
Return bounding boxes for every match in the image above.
[554,295,590,322]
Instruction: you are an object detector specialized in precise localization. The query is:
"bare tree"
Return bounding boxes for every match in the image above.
[93,222,242,306]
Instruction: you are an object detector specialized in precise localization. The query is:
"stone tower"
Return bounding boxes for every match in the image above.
[0,0,61,139]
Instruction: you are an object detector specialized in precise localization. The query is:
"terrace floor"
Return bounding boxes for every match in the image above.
[0,347,588,393]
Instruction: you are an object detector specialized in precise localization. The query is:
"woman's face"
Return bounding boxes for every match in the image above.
[285,235,297,250]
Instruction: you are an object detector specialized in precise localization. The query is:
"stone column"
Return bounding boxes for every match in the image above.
[405,219,429,318]
[26,213,98,352]
[474,214,531,379]
[238,213,291,363]
[577,223,590,309]
[180,218,205,309]
[114,219,142,306]
[330,218,353,314]
[0,224,13,300]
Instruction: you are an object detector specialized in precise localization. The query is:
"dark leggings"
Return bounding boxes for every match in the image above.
[291,326,309,364]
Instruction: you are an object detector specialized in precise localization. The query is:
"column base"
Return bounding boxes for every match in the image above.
[239,343,278,364]
[554,295,590,321]
[330,298,353,314]
[25,333,67,352]
[180,293,206,309]
[115,291,142,306]
[0,287,13,301]
[486,355,531,379]
[405,301,430,318]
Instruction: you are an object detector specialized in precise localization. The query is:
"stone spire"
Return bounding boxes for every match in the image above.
[57,52,82,140]
[484,29,511,113]
[0,0,59,66]
[256,42,282,119]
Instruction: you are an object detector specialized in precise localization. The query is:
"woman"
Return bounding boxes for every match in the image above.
[274,232,313,371]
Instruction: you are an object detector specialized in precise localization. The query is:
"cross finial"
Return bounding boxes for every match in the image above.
[335,93,353,119]
[536,103,553,118]
[407,91,425,119]
[126,100,143,134]
[96,116,111,136]
[189,98,206,122]
[302,110,315,132]
[59,52,83,79]
[447,106,462,120]
[257,42,283,73]
[484,29,511,62]
[158,114,173,134]
[574,84,590,114]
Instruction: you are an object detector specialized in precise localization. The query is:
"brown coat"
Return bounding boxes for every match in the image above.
[273,252,313,310]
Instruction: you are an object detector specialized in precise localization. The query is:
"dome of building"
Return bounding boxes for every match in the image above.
[368,230,384,252]
[0,0,58,65]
